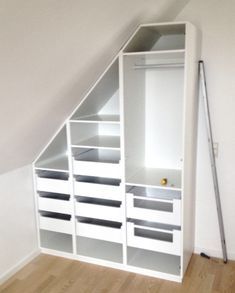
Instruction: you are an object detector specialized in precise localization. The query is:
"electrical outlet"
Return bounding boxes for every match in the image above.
[213,142,219,158]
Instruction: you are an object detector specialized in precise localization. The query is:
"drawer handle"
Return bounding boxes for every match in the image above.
[131,223,174,234]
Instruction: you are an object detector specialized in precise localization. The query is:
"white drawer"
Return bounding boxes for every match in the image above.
[39,215,72,235]
[36,177,70,194]
[38,197,71,214]
[126,193,181,225]
[75,201,122,222]
[127,222,181,256]
[74,181,122,201]
[76,222,122,243]
[73,159,121,179]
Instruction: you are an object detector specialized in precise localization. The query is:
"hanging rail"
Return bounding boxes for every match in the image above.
[134,63,184,70]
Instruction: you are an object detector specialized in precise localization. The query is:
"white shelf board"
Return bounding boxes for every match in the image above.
[74,148,120,163]
[126,167,181,190]
[71,135,120,150]
[123,49,185,57]
[70,114,120,124]
[35,155,69,172]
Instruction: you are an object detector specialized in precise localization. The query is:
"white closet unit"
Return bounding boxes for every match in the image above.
[33,22,199,282]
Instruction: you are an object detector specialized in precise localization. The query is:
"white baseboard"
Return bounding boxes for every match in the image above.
[0,249,40,285]
[194,246,235,261]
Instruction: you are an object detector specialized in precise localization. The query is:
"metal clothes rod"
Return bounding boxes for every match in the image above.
[134,63,184,70]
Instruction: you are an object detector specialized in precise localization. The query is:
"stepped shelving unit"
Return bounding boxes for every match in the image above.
[33,21,200,282]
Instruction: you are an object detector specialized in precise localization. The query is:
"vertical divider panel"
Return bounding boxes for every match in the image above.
[32,165,41,250]
[119,53,127,265]
[181,23,200,277]
[66,121,77,255]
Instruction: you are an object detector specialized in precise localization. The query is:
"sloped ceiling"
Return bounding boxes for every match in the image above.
[0,0,190,174]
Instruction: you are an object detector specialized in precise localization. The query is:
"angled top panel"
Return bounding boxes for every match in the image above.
[123,23,186,53]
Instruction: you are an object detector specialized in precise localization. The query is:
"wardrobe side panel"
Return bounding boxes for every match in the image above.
[182,23,201,276]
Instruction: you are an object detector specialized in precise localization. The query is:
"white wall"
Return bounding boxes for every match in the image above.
[0,165,39,284]
[176,0,235,259]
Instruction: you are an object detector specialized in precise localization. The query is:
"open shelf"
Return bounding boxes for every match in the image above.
[71,58,119,120]
[126,168,181,190]
[77,236,123,263]
[35,154,69,172]
[127,247,180,276]
[40,230,73,253]
[71,135,120,150]
[35,126,68,171]
[70,122,120,150]
[71,114,120,124]
[124,23,185,53]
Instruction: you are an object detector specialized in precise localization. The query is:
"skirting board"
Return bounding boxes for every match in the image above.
[194,247,235,261]
[0,249,40,285]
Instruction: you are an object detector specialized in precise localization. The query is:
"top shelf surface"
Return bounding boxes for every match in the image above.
[71,135,120,150]
[126,167,182,190]
[34,155,69,173]
[123,23,185,53]
[123,49,185,56]
[70,114,120,124]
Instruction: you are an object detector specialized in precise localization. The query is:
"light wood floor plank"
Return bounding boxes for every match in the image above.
[1,254,235,293]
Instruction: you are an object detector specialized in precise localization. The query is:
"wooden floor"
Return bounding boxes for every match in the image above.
[1,254,235,293]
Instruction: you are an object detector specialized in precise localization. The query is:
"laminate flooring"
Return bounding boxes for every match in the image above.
[1,254,235,293]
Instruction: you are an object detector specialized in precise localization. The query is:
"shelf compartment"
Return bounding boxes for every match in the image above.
[124,23,185,53]
[36,171,70,194]
[70,122,120,150]
[76,218,122,243]
[73,149,121,179]
[35,126,69,172]
[126,168,181,190]
[126,193,181,225]
[127,247,180,276]
[127,222,181,255]
[71,114,120,124]
[74,176,122,201]
[38,193,71,215]
[77,236,123,263]
[35,154,69,172]
[75,197,122,222]
[39,212,72,235]
[40,230,73,253]
[71,58,119,120]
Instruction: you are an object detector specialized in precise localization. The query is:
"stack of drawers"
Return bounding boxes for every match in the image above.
[126,186,181,256]
[36,170,73,235]
[73,149,123,244]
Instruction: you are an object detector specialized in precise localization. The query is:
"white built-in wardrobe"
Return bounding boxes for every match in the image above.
[33,22,199,282]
